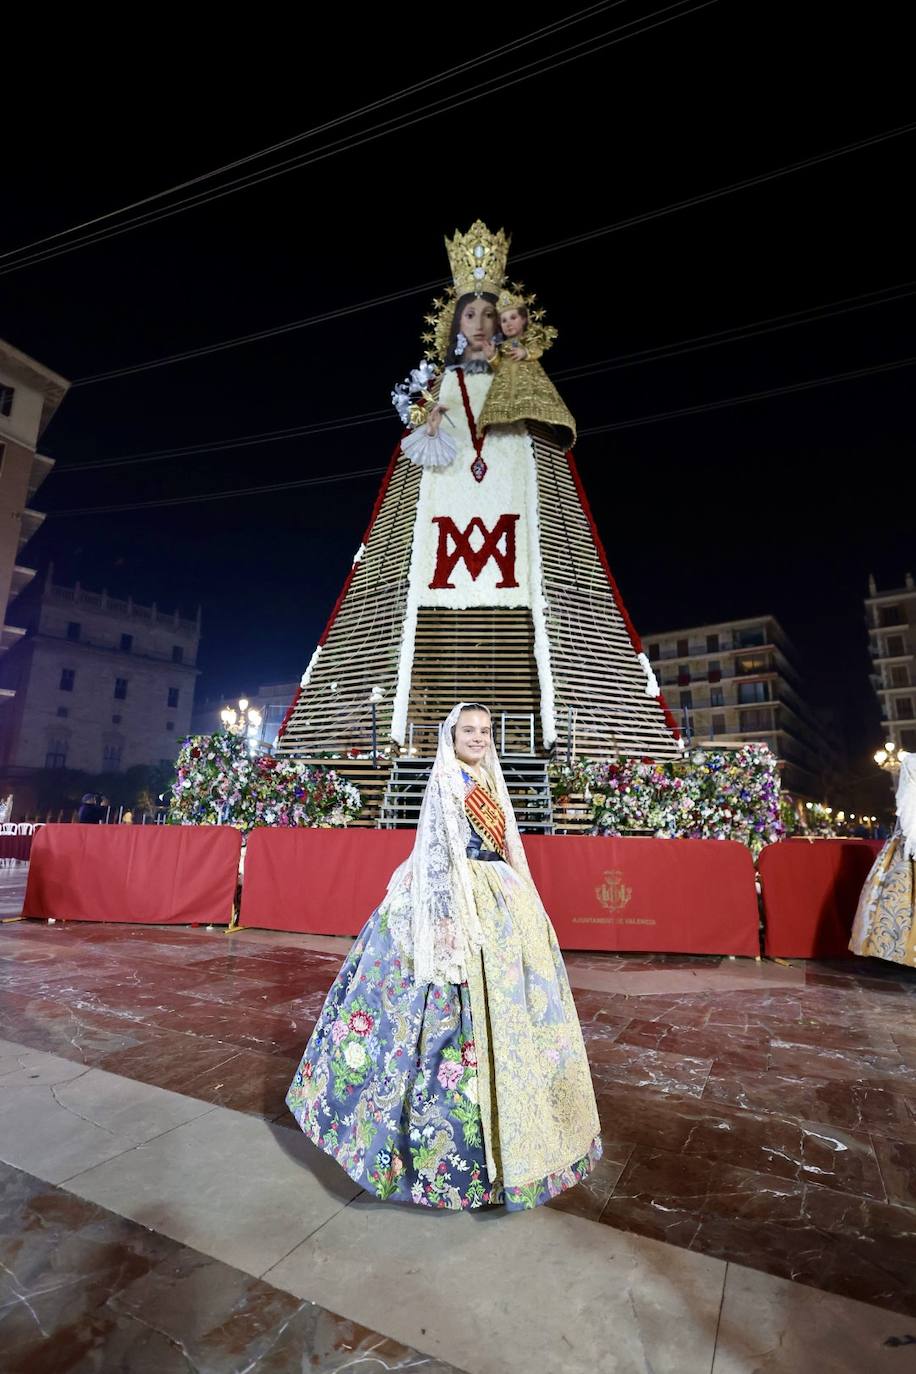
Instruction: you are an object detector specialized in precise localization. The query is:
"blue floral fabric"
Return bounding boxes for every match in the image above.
[286,898,600,1209]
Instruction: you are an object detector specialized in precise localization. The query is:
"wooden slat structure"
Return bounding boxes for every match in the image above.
[407,606,542,757]
[532,425,682,760]
[278,457,420,758]
[278,424,681,771]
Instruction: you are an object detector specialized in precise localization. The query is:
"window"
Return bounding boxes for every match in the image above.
[647,643,659,661]
[112,714,122,725]
[738,681,770,704]
[66,621,81,642]
[891,665,910,687]
[0,384,14,417]
[676,638,689,658]
[120,633,133,653]
[887,635,906,656]
[897,697,915,720]
[56,706,69,718]
[706,633,719,653]
[708,661,722,683]
[739,707,772,732]
[114,678,128,700]
[167,687,180,708]
[902,729,916,752]
[711,714,727,735]
[45,740,67,768]
[677,667,691,686]
[166,721,175,732]
[736,627,766,647]
[879,606,904,628]
[679,690,693,709]
[103,743,122,767]
[59,668,75,692]
[710,687,724,707]
[736,653,769,675]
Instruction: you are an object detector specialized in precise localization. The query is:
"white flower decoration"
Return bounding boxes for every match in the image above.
[343,1041,367,1070]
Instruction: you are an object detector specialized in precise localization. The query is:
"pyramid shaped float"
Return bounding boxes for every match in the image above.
[277,222,681,766]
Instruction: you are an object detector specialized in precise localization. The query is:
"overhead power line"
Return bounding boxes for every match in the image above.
[0,0,715,279]
[578,355,916,434]
[69,120,916,387]
[52,275,916,474]
[47,353,916,515]
[0,2,626,265]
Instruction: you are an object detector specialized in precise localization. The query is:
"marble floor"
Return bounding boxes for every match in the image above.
[3,878,916,1371]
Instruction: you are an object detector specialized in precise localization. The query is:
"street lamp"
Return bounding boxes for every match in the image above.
[874,740,899,772]
[368,685,385,767]
[221,698,263,755]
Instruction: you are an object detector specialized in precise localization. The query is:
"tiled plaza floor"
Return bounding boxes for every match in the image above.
[3,882,916,1371]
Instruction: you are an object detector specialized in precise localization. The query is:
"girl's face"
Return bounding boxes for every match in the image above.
[453,709,491,766]
[459,299,497,350]
[499,307,526,339]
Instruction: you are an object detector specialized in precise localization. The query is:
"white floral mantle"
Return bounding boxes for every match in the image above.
[392,370,557,747]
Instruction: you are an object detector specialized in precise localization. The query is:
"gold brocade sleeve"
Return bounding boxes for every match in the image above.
[479,357,577,444]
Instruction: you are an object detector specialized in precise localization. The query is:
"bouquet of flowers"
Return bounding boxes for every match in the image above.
[550,745,784,856]
[168,730,362,832]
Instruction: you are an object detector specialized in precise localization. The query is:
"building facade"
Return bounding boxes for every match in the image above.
[866,574,916,754]
[0,572,201,776]
[0,338,68,708]
[645,614,841,799]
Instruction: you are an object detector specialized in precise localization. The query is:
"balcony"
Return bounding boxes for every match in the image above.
[17,509,45,548]
[27,453,54,498]
[8,565,36,599]
[0,624,26,653]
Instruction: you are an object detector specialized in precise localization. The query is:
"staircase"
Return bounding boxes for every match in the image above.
[380,755,553,834]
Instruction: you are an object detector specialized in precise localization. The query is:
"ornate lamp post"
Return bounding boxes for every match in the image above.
[874,740,900,774]
[220,698,263,756]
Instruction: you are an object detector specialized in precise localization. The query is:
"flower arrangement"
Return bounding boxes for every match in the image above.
[551,745,784,856]
[168,730,362,831]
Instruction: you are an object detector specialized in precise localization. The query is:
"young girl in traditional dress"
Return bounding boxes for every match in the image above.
[286,702,601,1210]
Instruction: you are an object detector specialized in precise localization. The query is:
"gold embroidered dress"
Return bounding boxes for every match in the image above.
[459,766,601,1196]
[478,336,577,445]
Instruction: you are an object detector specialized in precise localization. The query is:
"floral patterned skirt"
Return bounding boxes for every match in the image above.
[849,832,916,967]
[286,860,601,1210]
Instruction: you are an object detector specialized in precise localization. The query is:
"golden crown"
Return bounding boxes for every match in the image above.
[496,286,527,313]
[445,220,511,298]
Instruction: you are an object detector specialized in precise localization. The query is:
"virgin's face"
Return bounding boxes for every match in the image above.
[453,709,491,766]
[459,298,496,351]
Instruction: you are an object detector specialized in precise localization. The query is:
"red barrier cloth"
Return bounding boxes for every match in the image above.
[241,829,759,954]
[760,838,885,958]
[522,834,760,954]
[0,835,32,860]
[22,825,242,924]
[240,828,414,934]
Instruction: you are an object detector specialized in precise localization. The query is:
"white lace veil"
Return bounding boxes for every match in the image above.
[381,701,537,986]
[896,751,916,861]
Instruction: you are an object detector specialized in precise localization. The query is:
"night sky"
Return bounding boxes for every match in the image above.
[2,6,913,791]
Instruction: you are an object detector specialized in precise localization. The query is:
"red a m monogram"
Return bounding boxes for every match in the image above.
[429,514,520,589]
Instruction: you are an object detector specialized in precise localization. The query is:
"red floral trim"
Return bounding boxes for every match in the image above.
[277,440,403,742]
[276,685,302,743]
[318,440,403,649]
[565,452,681,743]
